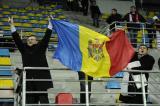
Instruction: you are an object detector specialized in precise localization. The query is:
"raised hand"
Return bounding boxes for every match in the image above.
[8,17,14,25]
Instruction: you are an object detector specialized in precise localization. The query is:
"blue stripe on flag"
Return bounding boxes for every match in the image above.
[51,20,82,71]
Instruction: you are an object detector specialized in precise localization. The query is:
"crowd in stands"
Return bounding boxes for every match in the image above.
[64,0,160,49]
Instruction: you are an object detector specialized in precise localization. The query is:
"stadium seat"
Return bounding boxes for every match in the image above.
[0,49,10,57]
[0,90,14,98]
[0,57,11,66]
[114,72,124,78]
[0,70,12,76]
[0,79,14,89]
[105,80,121,89]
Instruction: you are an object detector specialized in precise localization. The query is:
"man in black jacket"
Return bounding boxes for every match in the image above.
[119,44,155,104]
[106,8,122,31]
[9,17,53,105]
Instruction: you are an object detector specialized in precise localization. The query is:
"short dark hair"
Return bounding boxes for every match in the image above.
[27,35,37,40]
[130,5,136,9]
[112,8,117,12]
[138,44,148,50]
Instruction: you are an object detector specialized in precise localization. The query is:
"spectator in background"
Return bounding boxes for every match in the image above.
[119,44,155,104]
[106,8,122,31]
[78,72,93,104]
[90,1,101,27]
[123,6,146,47]
[153,16,160,48]
[67,0,74,11]
[158,57,160,69]
[8,17,53,105]
[81,0,89,16]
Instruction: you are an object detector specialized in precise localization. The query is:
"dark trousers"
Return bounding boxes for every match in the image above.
[82,4,88,15]
[119,86,148,104]
[93,18,99,27]
[78,72,93,103]
[26,93,49,105]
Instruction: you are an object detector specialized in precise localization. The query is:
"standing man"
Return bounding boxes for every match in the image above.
[106,8,122,31]
[90,1,101,27]
[78,72,93,104]
[123,6,146,47]
[8,17,53,105]
[81,0,89,16]
[119,44,155,104]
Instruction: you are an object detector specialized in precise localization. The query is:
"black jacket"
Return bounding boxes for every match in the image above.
[106,13,122,24]
[130,52,155,80]
[90,5,101,18]
[12,28,53,91]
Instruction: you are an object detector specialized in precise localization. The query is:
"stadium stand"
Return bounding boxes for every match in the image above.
[0,49,14,106]
[0,2,67,51]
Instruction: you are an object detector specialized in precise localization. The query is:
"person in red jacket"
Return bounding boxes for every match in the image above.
[123,6,146,47]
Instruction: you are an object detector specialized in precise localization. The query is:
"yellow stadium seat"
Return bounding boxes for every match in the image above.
[22,23,32,27]
[0,80,13,88]
[23,32,35,36]
[1,18,8,22]
[2,5,9,8]
[0,14,3,17]
[0,90,14,98]
[0,57,11,66]
[28,13,35,16]
[51,4,56,8]
[0,22,3,25]
[55,9,62,13]
[20,16,29,19]
[14,23,22,27]
[30,20,38,23]
[36,14,42,17]
[10,8,17,12]
[2,11,11,15]
[58,15,66,19]
[39,21,47,24]
[12,15,19,18]
[49,11,55,15]
[33,28,45,32]
[2,26,10,30]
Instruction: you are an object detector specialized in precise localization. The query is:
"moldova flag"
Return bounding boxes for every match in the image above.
[51,20,134,78]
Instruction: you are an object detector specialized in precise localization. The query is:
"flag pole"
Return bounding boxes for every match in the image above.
[85,74,89,106]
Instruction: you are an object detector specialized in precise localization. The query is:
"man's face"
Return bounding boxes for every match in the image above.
[138,46,148,55]
[112,10,117,15]
[27,36,38,46]
[130,7,136,13]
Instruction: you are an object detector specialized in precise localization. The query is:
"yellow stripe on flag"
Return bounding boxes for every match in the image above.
[79,26,111,77]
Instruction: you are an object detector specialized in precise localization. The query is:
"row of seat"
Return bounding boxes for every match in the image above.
[0,49,14,105]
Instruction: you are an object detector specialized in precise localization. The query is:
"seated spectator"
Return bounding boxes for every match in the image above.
[119,44,155,104]
[106,8,122,31]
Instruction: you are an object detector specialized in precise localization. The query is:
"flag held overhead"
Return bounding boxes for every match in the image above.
[52,20,134,78]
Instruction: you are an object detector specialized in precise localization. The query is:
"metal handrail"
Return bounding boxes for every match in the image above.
[13,67,160,106]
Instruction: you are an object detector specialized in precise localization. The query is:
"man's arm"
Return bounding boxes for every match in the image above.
[39,18,53,50]
[9,17,24,52]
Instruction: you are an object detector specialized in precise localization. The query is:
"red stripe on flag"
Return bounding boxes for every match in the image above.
[106,30,135,76]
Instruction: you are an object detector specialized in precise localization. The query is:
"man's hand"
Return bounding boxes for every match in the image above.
[8,17,14,25]
[48,15,53,29]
